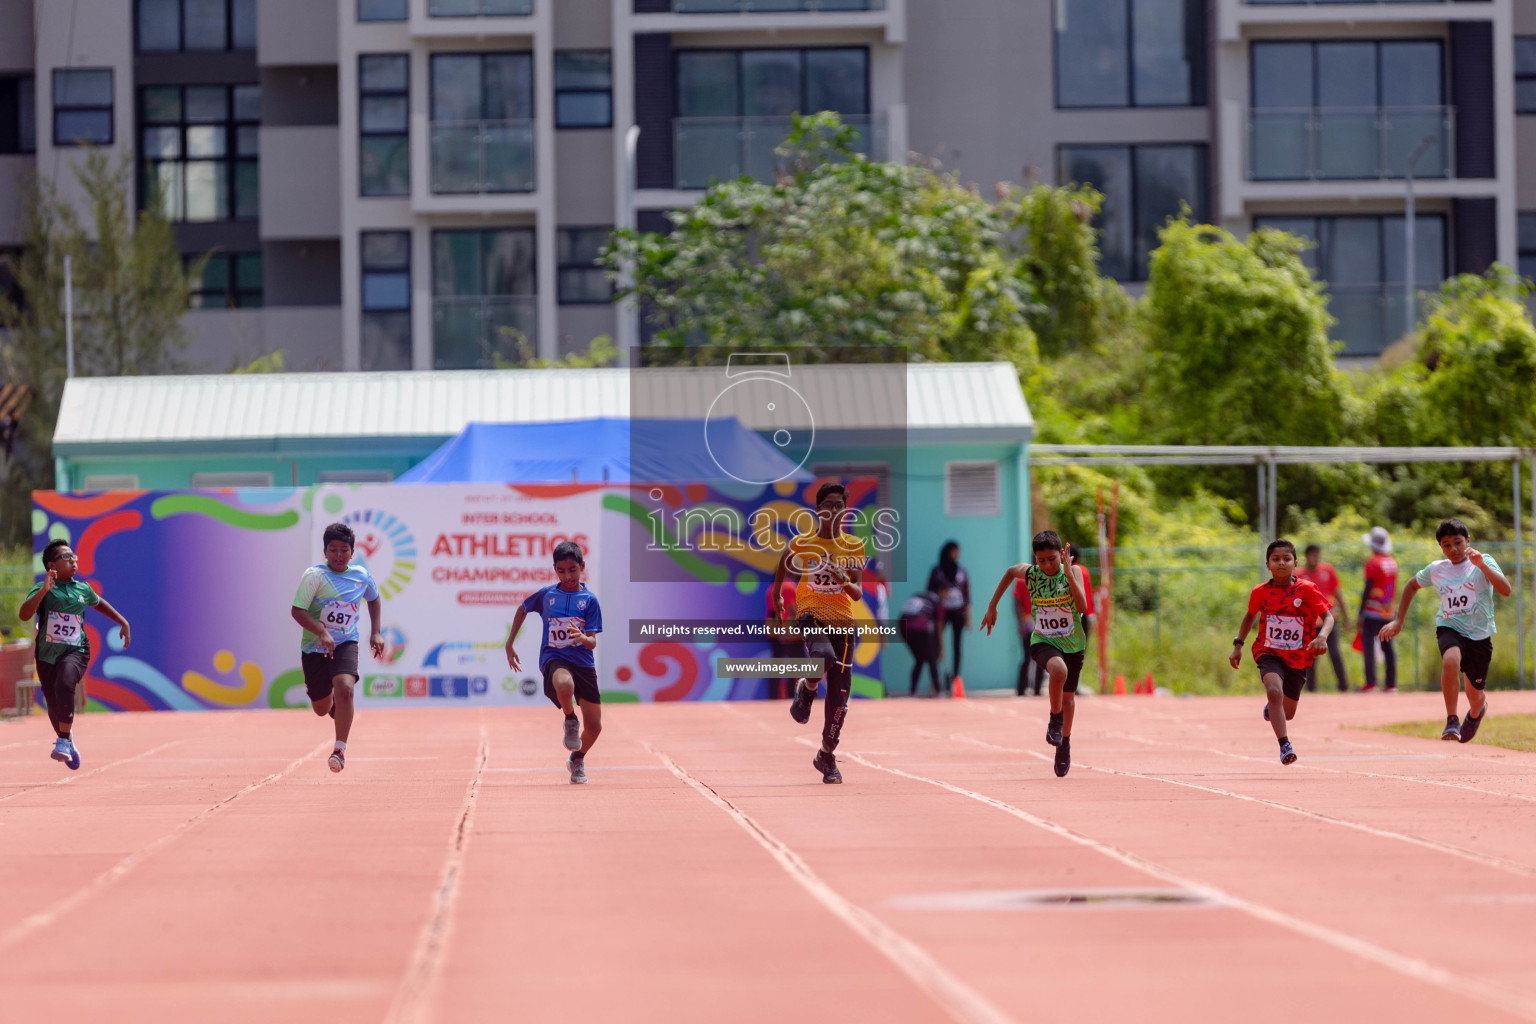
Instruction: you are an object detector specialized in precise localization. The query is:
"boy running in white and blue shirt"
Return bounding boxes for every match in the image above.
[1378,518,1510,743]
[505,540,603,784]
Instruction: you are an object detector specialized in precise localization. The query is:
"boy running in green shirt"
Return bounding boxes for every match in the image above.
[18,539,132,770]
[1378,518,1509,743]
[980,530,1088,777]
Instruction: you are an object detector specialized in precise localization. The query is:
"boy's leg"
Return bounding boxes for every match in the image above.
[1360,620,1379,690]
[35,659,70,738]
[332,675,357,742]
[1461,638,1490,718]
[1440,647,1463,717]
[1263,672,1288,741]
[575,698,602,753]
[1304,663,1317,693]
[550,666,577,712]
[1327,630,1349,691]
[819,636,854,753]
[1045,654,1069,745]
[1381,631,1397,689]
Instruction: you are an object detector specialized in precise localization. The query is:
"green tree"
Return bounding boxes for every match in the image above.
[1004,183,1128,357]
[0,149,198,543]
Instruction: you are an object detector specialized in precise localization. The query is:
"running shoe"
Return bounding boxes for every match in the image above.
[812,749,842,784]
[562,714,581,751]
[1384,686,1398,694]
[49,737,70,764]
[1053,737,1071,777]
[567,755,588,785]
[1441,715,1461,741]
[1262,701,1270,722]
[1459,703,1488,744]
[328,748,346,773]
[65,738,80,771]
[1279,739,1297,765]
[1359,683,1377,693]
[1046,712,1063,747]
[790,680,814,725]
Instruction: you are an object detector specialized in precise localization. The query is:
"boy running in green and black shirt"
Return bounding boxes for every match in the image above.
[18,539,132,770]
[980,530,1088,777]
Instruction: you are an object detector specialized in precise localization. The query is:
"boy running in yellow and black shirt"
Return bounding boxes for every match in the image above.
[981,530,1088,777]
[772,482,867,784]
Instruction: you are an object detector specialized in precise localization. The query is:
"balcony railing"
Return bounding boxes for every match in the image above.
[674,114,879,189]
[1248,106,1453,181]
[671,0,883,10]
[430,119,535,194]
[432,296,538,369]
[428,0,532,15]
[1328,284,1428,357]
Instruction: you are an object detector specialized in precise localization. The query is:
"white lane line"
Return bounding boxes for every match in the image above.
[0,741,181,805]
[0,739,328,950]
[384,723,490,1024]
[951,734,1536,880]
[645,741,1016,1024]
[836,747,1536,1023]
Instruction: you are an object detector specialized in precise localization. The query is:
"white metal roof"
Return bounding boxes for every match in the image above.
[53,362,1032,452]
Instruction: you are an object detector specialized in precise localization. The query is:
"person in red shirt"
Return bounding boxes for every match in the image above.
[1359,527,1399,692]
[764,579,799,699]
[1013,551,1094,695]
[1227,539,1335,765]
[1298,543,1350,693]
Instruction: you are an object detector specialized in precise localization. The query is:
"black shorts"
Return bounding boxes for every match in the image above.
[301,641,359,702]
[543,659,601,707]
[1029,642,1085,693]
[1255,654,1306,701]
[1437,627,1493,689]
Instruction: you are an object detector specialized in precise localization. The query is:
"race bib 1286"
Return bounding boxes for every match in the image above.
[1264,615,1304,650]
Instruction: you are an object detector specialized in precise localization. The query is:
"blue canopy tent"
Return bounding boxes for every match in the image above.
[397,417,812,484]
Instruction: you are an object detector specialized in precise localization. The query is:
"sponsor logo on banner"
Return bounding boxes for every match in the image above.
[341,509,418,600]
[379,625,407,663]
[470,676,489,694]
[405,675,428,698]
[422,640,502,670]
[502,677,539,696]
[364,675,403,697]
[429,676,470,698]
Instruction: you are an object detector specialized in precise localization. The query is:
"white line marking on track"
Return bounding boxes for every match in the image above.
[0,741,181,805]
[836,748,1536,1022]
[384,721,490,1024]
[951,734,1536,880]
[645,741,1017,1024]
[0,739,327,950]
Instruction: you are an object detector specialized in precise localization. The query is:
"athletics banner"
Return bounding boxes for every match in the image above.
[31,482,886,710]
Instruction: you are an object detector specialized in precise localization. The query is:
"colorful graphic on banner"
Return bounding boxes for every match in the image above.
[33,481,884,710]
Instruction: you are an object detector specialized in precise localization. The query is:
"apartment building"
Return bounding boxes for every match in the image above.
[0,0,1523,369]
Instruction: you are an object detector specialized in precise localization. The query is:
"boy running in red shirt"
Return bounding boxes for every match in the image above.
[1228,540,1335,765]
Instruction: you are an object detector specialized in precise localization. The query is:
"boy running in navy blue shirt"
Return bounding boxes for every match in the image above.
[506,540,603,784]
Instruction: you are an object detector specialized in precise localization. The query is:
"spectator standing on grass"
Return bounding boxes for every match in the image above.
[1359,527,1398,693]
[927,541,970,688]
[1298,544,1350,693]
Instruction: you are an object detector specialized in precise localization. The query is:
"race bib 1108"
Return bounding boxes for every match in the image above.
[1264,615,1304,650]
[1034,604,1075,638]
[44,611,83,646]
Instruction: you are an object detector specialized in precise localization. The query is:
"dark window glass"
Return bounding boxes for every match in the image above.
[359,0,408,21]
[558,227,614,305]
[1253,40,1444,108]
[1518,38,1536,115]
[431,55,482,122]
[1059,143,1207,281]
[360,55,409,197]
[0,77,35,155]
[1519,213,1536,279]
[140,84,258,222]
[136,0,254,52]
[138,0,180,50]
[555,51,612,129]
[677,52,740,118]
[1316,43,1376,108]
[742,50,802,116]
[53,69,113,146]
[184,0,228,50]
[232,0,256,49]
[1057,0,1203,108]
[1251,42,1311,108]
[431,229,537,369]
[362,230,412,369]
[189,251,261,308]
[431,53,533,121]
[804,49,868,113]
[1381,42,1442,108]
[482,54,534,120]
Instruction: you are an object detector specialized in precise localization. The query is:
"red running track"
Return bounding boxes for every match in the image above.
[4,692,1536,1024]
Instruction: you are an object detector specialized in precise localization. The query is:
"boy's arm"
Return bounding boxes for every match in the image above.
[367,597,384,658]
[1469,549,1512,596]
[1228,612,1256,668]
[289,606,335,655]
[504,607,529,670]
[1063,553,1087,614]
[979,564,1027,634]
[1311,610,1335,652]
[1378,579,1422,641]
[94,595,132,648]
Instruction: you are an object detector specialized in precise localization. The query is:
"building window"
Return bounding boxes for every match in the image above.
[675,47,870,188]
[0,77,35,154]
[141,85,260,223]
[53,69,114,147]
[358,0,407,20]
[557,228,613,305]
[137,0,256,52]
[81,474,141,490]
[1250,40,1447,181]
[555,51,612,129]
[1518,38,1536,115]
[317,469,394,482]
[1058,143,1206,282]
[1055,0,1205,108]
[1255,214,1446,356]
[428,0,534,16]
[432,228,536,369]
[193,471,274,487]
[190,252,263,308]
[360,55,410,197]
[1519,214,1536,281]
[429,53,535,194]
[945,461,1000,517]
[362,231,412,371]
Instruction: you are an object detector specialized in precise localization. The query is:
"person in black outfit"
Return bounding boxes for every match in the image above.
[898,590,945,697]
[927,541,970,687]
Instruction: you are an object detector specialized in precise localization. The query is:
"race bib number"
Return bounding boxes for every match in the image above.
[320,600,359,635]
[1034,604,1075,638]
[1264,615,1304,650]
[549,616,585,649]
[808,561,845,595]
[1440,590,1474,617]
[44,612,83,646]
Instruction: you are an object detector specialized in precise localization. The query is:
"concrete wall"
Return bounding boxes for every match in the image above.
[258,0,340,66]
[260,126,343,239]
[0,0,33,72]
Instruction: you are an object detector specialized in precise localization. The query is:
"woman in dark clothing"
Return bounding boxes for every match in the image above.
[927,541,971,685]
[898,590,945,696]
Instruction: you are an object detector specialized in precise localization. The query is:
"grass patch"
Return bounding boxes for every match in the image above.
[1372,713,1536,753]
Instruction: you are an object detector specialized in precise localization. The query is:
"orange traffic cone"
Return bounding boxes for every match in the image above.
[1143,672,1155,696]
[951,675,966,699]
[1113,674,1126,695]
